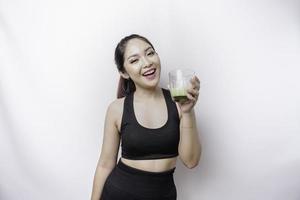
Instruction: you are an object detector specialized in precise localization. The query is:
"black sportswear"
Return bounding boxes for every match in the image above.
[120,88,180,160]
[100,158,177,200]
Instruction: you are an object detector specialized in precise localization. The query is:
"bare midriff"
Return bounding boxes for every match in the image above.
[120,157,177,172]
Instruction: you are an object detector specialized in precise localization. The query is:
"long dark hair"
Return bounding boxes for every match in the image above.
[115,34,155,98]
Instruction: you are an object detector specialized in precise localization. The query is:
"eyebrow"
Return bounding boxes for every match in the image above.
[127,46,154,60]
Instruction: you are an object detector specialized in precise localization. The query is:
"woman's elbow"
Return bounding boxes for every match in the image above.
[185,152,201,169]
[185,160,199,169]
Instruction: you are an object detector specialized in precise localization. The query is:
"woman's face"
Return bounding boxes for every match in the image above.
[121,38,161,90]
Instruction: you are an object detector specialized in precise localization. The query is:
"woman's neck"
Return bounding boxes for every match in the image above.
[134,86,162,100]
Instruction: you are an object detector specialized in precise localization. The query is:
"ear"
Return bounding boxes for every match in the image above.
[119,70,130,79]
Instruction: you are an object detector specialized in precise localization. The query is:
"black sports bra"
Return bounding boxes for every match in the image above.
[120,88,180,160]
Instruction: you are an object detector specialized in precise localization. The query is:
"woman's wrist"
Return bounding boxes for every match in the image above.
[180,109,196,128]
[181,108,195,116]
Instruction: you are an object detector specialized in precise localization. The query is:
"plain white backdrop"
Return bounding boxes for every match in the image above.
[1,0,300,199]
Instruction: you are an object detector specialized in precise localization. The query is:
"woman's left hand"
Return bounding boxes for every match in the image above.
[177,75,201,114]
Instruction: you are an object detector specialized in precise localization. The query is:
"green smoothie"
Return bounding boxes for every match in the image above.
[170,87,188,103]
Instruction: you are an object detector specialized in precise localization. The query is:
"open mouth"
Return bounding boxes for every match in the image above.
[142,68,156,76]
[142,68,157,80]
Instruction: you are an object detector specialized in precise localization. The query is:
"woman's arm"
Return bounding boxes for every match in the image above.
[91,100,121,200]
[91,162,116,200]
[178,108,201,169]
[176,76,202,169]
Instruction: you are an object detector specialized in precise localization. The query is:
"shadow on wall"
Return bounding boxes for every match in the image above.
[175,160,202,199]
[174,118,220,199]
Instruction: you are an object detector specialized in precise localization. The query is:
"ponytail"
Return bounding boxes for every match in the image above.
[117,76,136,98]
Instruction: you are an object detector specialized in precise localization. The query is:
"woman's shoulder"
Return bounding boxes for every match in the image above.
[104,97,126,130]
[107,97,125,114]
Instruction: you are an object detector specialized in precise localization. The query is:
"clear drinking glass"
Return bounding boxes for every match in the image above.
[168,69,195,103]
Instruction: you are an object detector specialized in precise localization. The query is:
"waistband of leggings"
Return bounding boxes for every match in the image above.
[117,158,176,177]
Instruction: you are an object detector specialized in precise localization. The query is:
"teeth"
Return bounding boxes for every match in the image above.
[143,69,155,76]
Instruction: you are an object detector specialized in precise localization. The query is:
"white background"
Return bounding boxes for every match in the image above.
[1,0,300,199]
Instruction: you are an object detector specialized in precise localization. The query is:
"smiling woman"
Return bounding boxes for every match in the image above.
[115,34,161,98]
[91,34,201,200]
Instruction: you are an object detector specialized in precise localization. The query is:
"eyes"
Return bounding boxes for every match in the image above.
[129,50,156,64]
[147,50,155,56]
[130,59,138,64]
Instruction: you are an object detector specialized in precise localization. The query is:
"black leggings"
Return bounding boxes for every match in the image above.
[100,158,177,200]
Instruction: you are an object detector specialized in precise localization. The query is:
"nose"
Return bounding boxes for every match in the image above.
[141,56,151,68]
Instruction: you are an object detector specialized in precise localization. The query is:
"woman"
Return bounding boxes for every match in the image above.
[91,34,201,200]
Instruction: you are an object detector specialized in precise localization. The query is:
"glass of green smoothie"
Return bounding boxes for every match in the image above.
[168,69,195,103]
